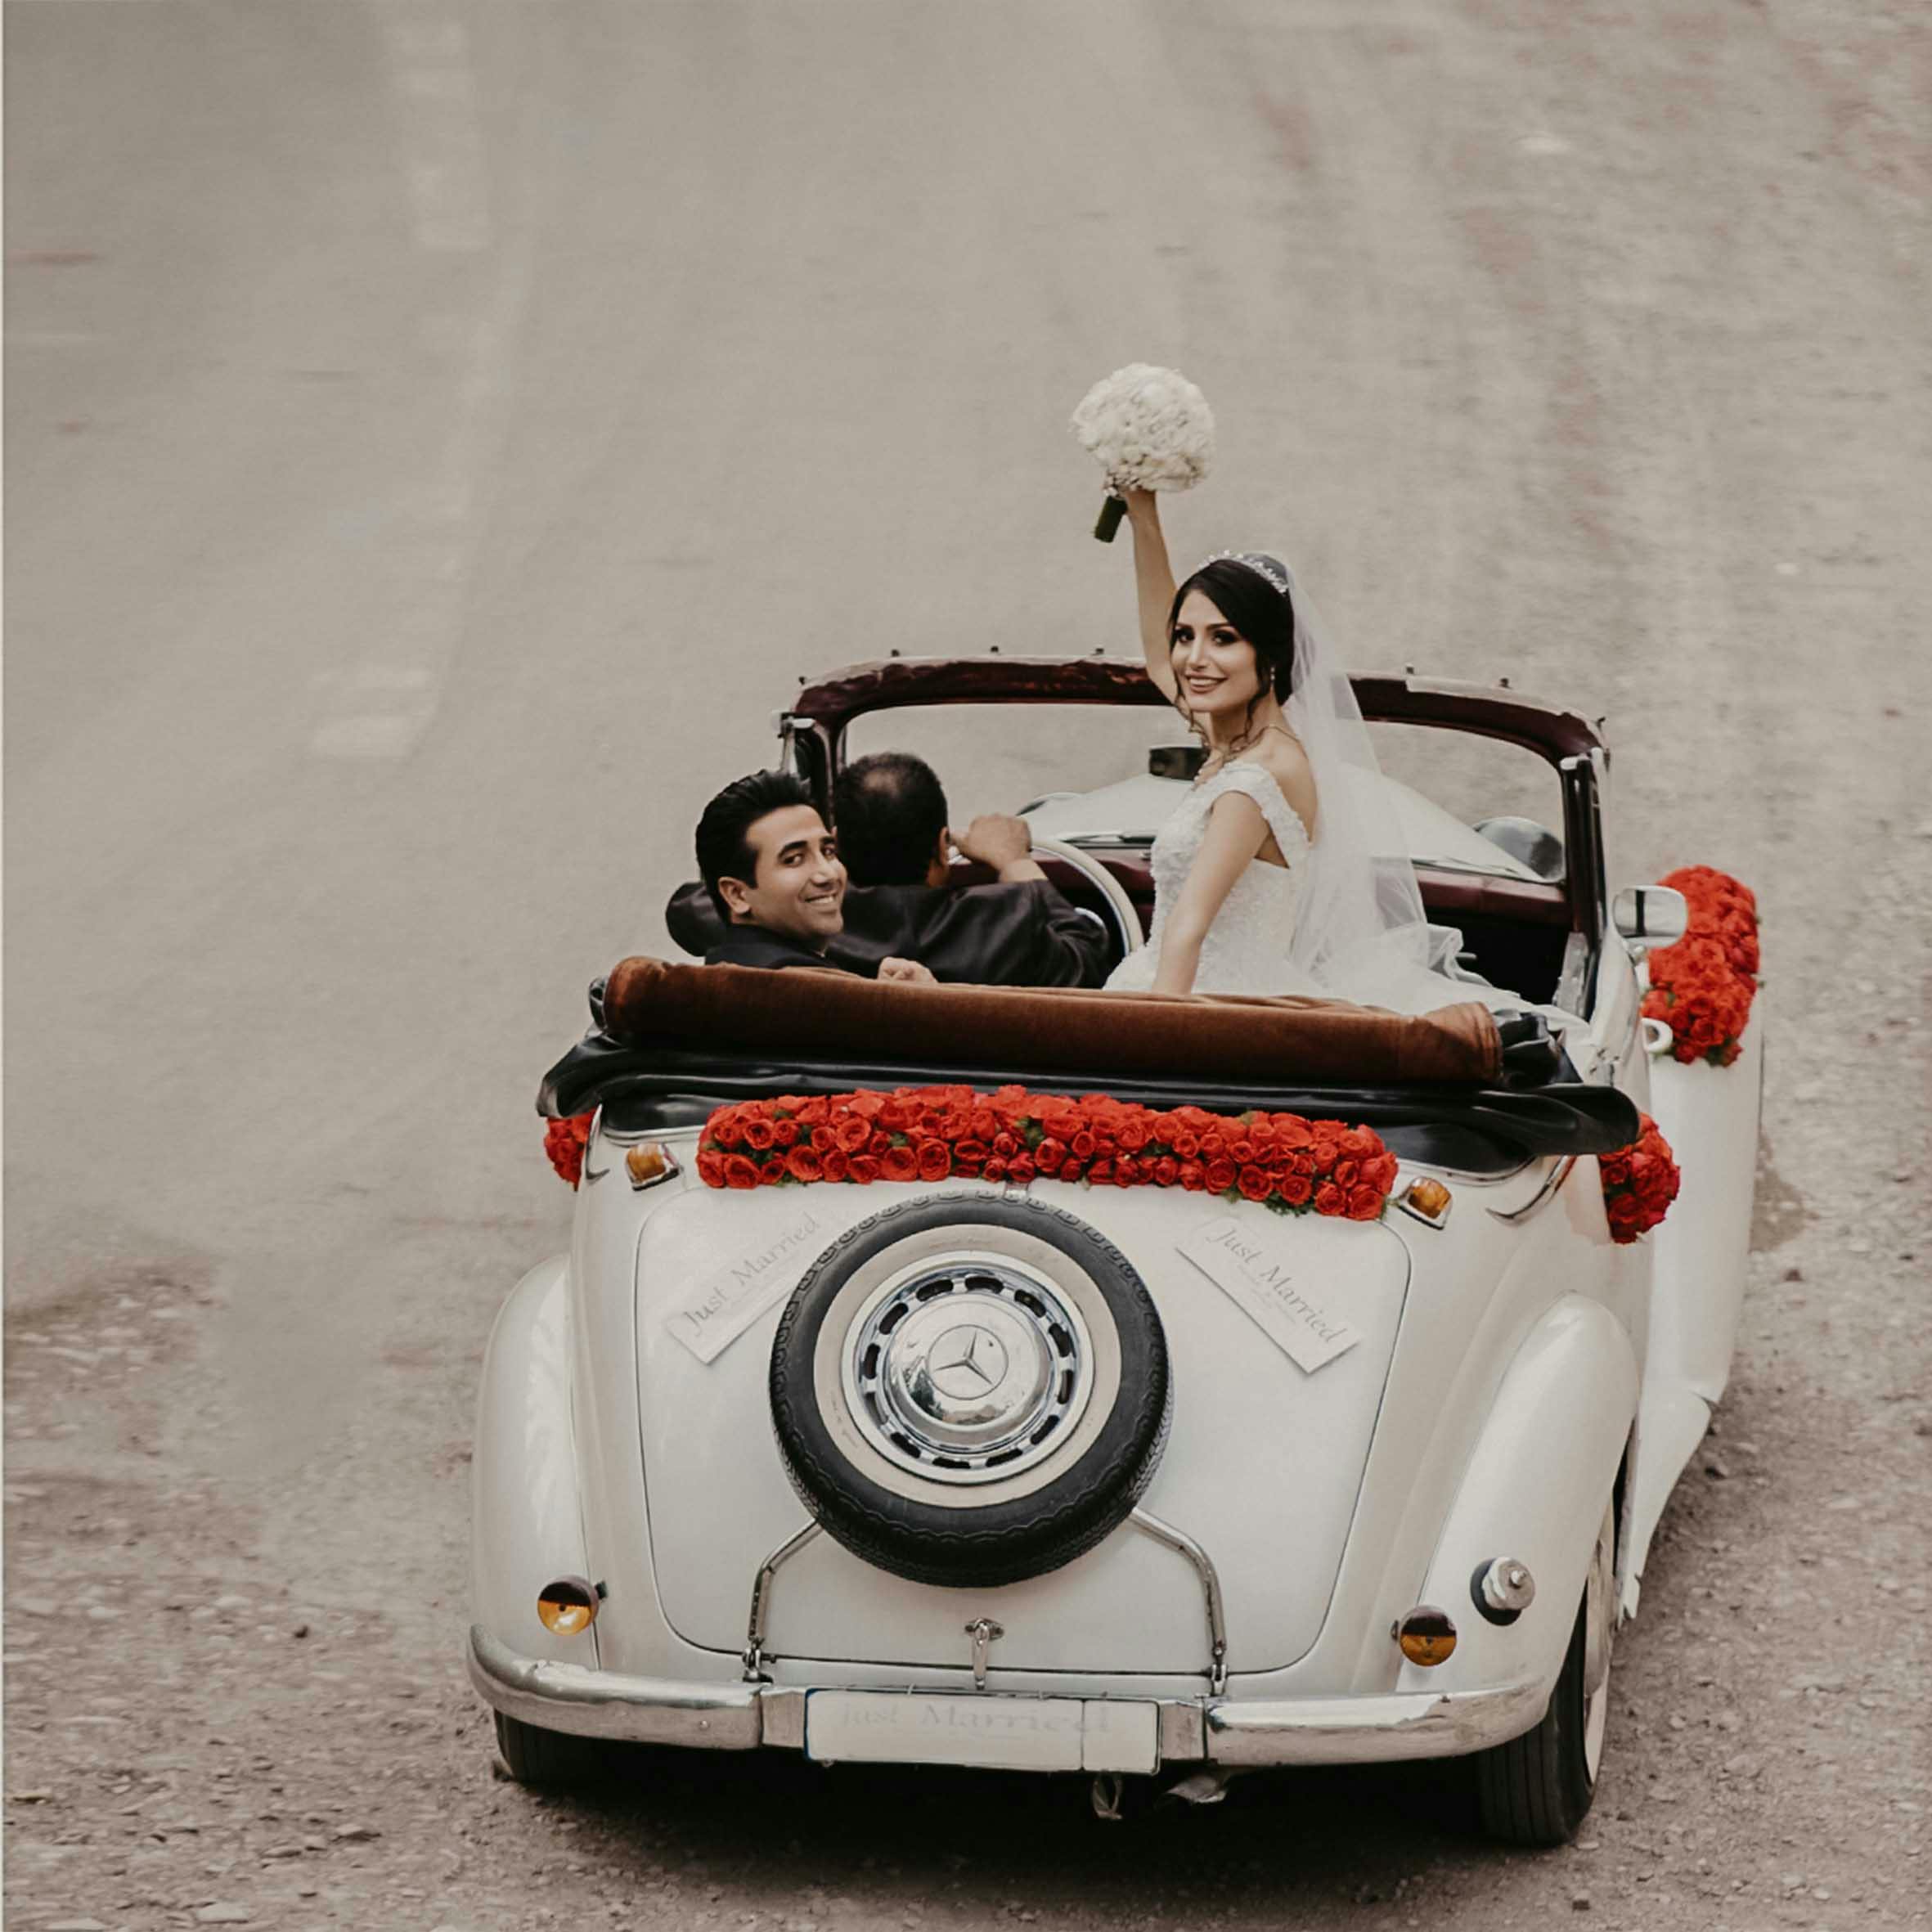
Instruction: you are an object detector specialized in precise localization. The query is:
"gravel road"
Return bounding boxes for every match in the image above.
[6,3,1928,1929]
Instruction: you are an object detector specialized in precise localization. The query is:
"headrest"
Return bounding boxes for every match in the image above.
[600,958,1502,1086]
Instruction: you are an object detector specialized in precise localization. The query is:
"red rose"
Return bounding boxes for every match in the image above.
[821,1150,850,1183]
[784,1146,823,1183]
[1152,1157,1179,1188]
[695,1150,726,1188]
[882,1145,919,1184]
[955,1139,989,1166]
[742,1116,776,1151]
[1009,1156,1037,1185]
[1238,1166,1272,1202]
[1086,1158,1112,1185]
[771,1119,800,1148]
[1204,1157,1237,1194]
[1277,1171,1313,1206]
[849,1092,885,1119]
[992,1132,1019,1160]
[1606,1193,1645,1238]
[1347,1185,1383,1221]
[833,1114,870,1152]
[869,1130,892,1156]
[917,1141,951,1182]
[1314,1183,1345,1215]
[1333,1159,1359,1190]
[1036,1137,1067,1170]
[984,1157,1009,1182]
[1179,1162,1206,1191]
[847,1154,880,1184]
[757,1162,781,1184]
[1070,1130,1097,1159]
[1117,1119,1151,1152]
[724,1155,761,1190]
[1170,1130,1201,1160]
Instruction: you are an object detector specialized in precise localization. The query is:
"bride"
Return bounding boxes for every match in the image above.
[1105,487,1479,1013]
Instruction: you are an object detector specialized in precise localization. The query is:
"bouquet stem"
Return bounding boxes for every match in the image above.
[1093,493,1126,542]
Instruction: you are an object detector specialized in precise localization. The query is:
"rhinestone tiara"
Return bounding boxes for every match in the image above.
[1199,550,1295,598]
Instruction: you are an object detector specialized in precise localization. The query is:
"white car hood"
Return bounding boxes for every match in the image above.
[1023,766,1544,879]
[633,1183,1412,1676]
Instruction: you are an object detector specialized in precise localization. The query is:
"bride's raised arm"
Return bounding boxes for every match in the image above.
[1122,487,1178,702]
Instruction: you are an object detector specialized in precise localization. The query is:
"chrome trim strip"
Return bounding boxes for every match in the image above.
[743,1521,823,1682]
[468,1624,762,1749]
[1486,1155,1578,1225]
[1130,1507,1229,1696]
[1204,1681,1548,1766]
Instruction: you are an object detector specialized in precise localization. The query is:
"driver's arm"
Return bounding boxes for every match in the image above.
[952,814,1045,883]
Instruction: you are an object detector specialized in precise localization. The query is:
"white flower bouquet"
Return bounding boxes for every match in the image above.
[1070,363,1215,541]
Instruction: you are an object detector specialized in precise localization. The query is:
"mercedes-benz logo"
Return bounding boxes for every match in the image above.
[927,1323,1009,1400]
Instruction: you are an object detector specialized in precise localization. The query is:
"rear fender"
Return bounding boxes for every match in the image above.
[1397,1295,1636,1700]
[471,1257,596,1665]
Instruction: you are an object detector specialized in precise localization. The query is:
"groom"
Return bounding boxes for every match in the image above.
[694,770,935,982]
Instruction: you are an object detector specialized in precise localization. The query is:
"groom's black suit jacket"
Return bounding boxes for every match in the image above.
[667,879,1112,987]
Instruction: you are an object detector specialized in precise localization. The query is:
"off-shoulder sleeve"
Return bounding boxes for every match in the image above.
[1202,762,1313,865]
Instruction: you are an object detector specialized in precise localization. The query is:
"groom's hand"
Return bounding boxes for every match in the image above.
[878,957,938,986]
[954,814,1046,883]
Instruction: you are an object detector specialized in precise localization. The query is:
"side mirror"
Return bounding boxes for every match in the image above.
[1612,885,1687,949]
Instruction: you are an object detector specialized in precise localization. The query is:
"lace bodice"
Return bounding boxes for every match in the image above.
[1105,761,1318,996]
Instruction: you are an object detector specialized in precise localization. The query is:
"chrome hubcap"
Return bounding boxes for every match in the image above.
[845,1260,1094,1485]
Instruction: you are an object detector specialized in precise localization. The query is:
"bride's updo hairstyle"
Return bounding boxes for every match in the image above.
[1166,555,1299,709]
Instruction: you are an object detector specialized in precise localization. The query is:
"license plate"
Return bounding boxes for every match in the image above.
[803,1691,1157,1773]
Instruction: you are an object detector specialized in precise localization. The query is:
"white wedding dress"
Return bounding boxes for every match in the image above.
[1105,762,1323,996]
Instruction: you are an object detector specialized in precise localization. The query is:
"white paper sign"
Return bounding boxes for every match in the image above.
[1176,1213,1361,1373]
[664,1208,829,1364]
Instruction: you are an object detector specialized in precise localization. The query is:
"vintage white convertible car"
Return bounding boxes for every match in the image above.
[470,658,1761,1845]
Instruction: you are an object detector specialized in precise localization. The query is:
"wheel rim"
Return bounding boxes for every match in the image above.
[842,1256,1096,1485]
[1581,1502,1616,1781]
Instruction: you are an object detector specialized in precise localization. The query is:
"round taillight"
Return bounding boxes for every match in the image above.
[1394,1605,1458,1666]
[536,1576,599,1636]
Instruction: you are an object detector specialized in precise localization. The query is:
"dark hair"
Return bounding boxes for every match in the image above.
[1166,557,1298,732]
[694,769,815,920]
[832,752,949,887]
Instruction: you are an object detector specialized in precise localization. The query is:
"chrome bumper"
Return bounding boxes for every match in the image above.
[470,1626,1547,1767]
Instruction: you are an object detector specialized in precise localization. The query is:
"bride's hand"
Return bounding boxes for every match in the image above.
[1122,486,1158,519]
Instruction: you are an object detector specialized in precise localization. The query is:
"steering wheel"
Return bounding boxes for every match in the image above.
[1027,837,1144,964]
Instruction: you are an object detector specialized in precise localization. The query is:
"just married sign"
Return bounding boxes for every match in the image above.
[1176,1213,1362,1373]
[665,1208,828,1364]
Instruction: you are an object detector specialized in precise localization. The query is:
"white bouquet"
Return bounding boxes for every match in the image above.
[1069,362,1215,540]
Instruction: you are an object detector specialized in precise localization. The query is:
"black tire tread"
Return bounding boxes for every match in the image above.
[493,1710,604,1786]
[1471,1593,1597,1846]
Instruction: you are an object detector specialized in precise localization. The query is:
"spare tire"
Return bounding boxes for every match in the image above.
[769,1196,1170,1588]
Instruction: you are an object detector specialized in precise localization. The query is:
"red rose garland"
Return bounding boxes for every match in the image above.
[1599,1111,1680,1244]
[543,1112,594,1189]
[694,1085,1399,1222]
[1642,866,1759,1067]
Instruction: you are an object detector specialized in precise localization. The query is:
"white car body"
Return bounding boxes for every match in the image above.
[470,663,1760,1837]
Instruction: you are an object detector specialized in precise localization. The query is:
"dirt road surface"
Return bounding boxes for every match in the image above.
[7,3,1928,1928]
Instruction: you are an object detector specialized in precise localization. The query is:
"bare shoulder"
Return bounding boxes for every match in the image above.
[1244,733,1319,838]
